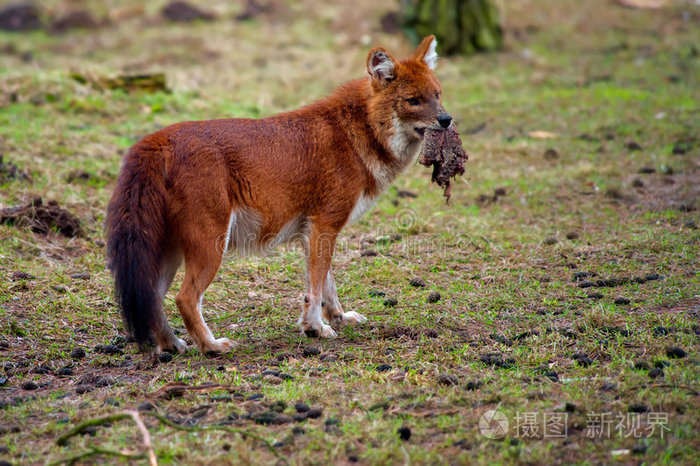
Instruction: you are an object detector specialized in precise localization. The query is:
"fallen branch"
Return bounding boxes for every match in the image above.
[53,409,284,464]
[56,412,132,447]
[49,446,146,465]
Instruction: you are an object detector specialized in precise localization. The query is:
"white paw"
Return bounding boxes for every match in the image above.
[173,338,188,354]
[342,311,368,325]
[201,337,236,354]
[320,324,338,339]
[158,337,188,354]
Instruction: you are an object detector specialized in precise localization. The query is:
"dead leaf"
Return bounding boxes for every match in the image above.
[615,0,667,9]
[528,131,558,139]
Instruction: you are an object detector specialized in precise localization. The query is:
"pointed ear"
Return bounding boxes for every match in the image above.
[412,35,438,70]
[367,47,397,87]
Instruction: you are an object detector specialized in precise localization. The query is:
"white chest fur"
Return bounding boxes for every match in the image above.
[348,194,378,225]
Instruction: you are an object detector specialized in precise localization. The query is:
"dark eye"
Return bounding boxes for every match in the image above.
[435,91,440,99]
[406,97,420,106]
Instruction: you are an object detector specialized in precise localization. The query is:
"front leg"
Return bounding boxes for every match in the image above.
[298,223,338,339]
[322,269,367,328]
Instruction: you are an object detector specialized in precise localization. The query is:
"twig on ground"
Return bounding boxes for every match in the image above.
[53,409,284,464]
[49,446,146,465]
[128,410,158,466]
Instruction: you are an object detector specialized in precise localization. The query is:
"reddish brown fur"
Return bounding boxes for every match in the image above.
[106,36,454,354]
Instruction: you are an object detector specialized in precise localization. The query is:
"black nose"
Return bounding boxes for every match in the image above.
[438,113,452,128]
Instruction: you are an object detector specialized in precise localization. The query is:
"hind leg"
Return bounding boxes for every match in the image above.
[175,224,234,354]
[153,250,188,354]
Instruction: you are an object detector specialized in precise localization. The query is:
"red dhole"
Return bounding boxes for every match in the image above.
[106,36,454,354]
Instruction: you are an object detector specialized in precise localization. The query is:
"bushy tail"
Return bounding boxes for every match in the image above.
[106,138,167,346]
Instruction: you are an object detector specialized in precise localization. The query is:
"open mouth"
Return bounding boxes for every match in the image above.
[414,127,426,136]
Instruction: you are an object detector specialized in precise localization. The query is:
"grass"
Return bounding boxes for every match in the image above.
[0,0,699,464]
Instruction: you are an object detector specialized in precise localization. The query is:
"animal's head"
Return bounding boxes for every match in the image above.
[366,36,451,149]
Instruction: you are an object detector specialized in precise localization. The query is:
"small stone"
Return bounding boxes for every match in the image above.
[396,190,417,198]
[70,273,90,280]
[368,290,386,298]
[292,413,308,422]
[397,426,411,441]
[578,280,596,288]
[75,384,93,394]
[294,402,310,413]
[11,271,36,281]
[71,348,86,359]
[437,373,458,386]
[246,393,264,401]
[543,148,560,160]
[376,364,392,372]
[666,346,687,359]
[138,401,155,411]
[162,1,215,22]
[252,411,279,425]
[633,361,650,371]
[648,368,664,379]
[543,236,558,245]
[671,141,690,155]
[573,355,593,367]
[628,403,649,413]
[303,347,321,357]
[654,360,671,369]
[572,271,597,281]
[614,297,630,305]
[21,381,39,391]
[52,285,67,293]
[95,376,115,387]
[158,352,173,363]
[638,167,656,174]
[56,367,73,376]
[626,141,642,151]
[465,380,483,391]
[306,407,323,419]
[587,292,604,300]
[409,277,426,288]
[565,232,579,240]
[426,291,441,303]
[360,249,378,257]
[631,443,647,455]
[644,273,661,281]
[383,297,398,307]
[564,402,577,413]
[652,326,670,337]
[270,400,287,412]
[493,187,507,197]
[631,178,644,188]
[94,344,122,355]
